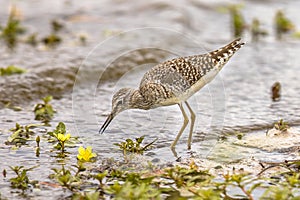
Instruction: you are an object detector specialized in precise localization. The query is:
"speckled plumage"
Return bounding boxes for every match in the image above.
[138,38,244,108]
[99,38,244,152]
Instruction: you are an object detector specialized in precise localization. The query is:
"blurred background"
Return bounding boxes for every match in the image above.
[1,0,300,105]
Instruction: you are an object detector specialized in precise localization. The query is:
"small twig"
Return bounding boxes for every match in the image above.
[258,164,292,176]
[142,137,158,151]
[258,159,300,176]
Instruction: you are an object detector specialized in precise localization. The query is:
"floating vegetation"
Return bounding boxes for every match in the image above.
[33,95,55,123]
[271,82,281,101]
[50,165,81,191]
[223,6,299,41]
[9,166,38,191]
[36,135,40,147]
[235,131,244,140]
[47,122,72,156]
[0,5,26,50]
[164,163,212,188]
[42,33,62,48]
[229,5,245,38]
[274,119,289,132]
[2,111,300,199]
[35,135,41,157]
[274,10,295,40]
[0,65,26,76]
[251,18,268,42]
[293,31,300,39]
[114,136,157,155]
[114,136,157,163]
[105,175,160,199]
[41,19,64,48]
[5,102,23,111]
[78,33,87,45]
[5,123,37,146]
[25,33,38,46]
[5,155,300,199]
[51,19,65,33]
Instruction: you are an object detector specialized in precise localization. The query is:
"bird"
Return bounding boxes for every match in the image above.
[99,38,244,150]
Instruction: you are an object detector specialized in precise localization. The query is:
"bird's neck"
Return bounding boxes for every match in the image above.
[129,90,151,110]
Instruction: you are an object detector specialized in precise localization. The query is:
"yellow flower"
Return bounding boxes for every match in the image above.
[57,133,71,142]
[77,146,97,162]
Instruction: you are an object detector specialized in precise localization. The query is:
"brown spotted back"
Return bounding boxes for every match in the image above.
[139,38,244,105]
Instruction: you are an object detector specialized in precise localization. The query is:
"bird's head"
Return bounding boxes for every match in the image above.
[99,88,134,134]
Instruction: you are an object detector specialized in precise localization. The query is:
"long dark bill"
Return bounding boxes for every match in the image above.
[99,114,114,134]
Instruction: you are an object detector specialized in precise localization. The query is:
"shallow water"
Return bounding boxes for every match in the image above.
[1,0,300,199]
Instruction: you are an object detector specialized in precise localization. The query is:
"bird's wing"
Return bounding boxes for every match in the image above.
[139,62,191,105]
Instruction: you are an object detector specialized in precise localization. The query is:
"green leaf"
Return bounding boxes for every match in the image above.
[0,65,26,76]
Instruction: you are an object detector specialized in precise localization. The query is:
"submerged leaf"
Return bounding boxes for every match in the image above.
[0,65,26,76]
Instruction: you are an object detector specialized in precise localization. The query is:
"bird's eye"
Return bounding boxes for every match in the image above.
[116,100,123,106]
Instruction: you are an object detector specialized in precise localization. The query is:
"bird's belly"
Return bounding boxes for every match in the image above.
[183,67,220,99]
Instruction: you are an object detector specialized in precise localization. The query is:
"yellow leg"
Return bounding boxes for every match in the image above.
[171,103,189,149]
[185,101,195,150]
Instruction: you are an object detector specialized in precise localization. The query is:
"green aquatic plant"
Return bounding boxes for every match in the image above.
[251,18,268,42]
[9,166,37,191]
[274,119,289,132]
[274,10,295,40]
[271,82,281,101]
[72,191,101,200]
[51,19,64,33]
[5,102,22,111]
[47,122,72,156]
[222,172,261,200]
[50,163,101,199]
[73,161,86,177]
[229,5,245,37]
[260,168,300,199]
[41,19,64,48]
[50,165,80,191]
[258,159,300,199]
[42,33,61,48]
[0,65,26,76]
[5,123,37,146]
[293,31,300,39]
[35,135,41,157]
[36,135,40,147]
[189,188,221,200]
[114,136,157,155]
[93,171,108,187]
[0,6,26,50]
[3,169,7,178]
[78,33,87,45]
[33,95,55,123]
[25,33,38,46]
[105,181,161,200]
[105,170,160,200]
[164,165,212,188]
[235,131,244,140]
[110,170,155,186]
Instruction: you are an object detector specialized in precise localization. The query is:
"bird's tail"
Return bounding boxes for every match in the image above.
[209,38,245,64]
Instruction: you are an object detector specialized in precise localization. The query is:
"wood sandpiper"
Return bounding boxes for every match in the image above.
[99,38,244,151]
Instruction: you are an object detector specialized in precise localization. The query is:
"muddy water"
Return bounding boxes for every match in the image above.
[1,0,300,199]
